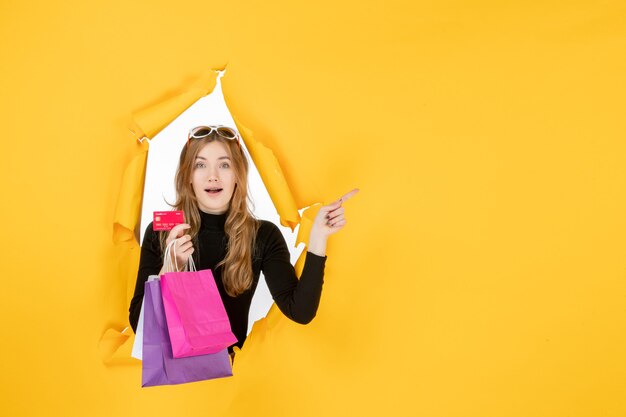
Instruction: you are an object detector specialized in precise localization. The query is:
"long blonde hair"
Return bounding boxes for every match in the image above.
[160,132,259,296]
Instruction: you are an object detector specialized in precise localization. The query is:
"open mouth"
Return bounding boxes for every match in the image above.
[205,187,223,194]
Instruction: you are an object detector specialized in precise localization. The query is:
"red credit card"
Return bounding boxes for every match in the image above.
[153,211,185,231]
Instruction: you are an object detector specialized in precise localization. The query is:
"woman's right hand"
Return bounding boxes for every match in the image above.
[165,223,194,271]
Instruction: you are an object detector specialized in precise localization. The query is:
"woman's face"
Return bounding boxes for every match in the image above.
[191,141,236,214]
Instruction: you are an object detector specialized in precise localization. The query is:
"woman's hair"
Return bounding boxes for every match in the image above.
[160,132,260,296]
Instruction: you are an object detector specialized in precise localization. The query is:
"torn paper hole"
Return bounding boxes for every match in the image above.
[140,70,304,336]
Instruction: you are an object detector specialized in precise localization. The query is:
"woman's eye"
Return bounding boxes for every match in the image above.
[220,163,230,169]
[195,162,205,168]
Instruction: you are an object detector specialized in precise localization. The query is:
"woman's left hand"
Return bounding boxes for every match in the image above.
[308,188,359,256]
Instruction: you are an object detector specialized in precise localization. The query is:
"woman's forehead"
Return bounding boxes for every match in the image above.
[196,140,230,159]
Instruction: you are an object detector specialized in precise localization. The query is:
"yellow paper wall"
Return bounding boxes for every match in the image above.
[1,1,625,416]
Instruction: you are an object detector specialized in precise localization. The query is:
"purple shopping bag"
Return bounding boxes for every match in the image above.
[160,269,237,358]
[142,279,233,387]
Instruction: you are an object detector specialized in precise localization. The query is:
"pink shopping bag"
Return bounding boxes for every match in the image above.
[160,268,238,358]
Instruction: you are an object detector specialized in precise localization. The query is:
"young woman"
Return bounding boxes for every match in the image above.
[129,125,357,355]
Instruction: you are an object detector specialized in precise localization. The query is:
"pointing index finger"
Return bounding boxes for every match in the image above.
[336,188,360,205]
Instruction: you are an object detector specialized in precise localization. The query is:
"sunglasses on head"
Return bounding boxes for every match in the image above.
[187,125,239,145]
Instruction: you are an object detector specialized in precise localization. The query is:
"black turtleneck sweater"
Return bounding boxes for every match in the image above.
[129,211,326,352]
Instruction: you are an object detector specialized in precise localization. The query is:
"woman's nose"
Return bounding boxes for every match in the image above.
[207,167,219,181]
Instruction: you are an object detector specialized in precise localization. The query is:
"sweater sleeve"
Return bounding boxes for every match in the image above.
[260,222,326,324]
[128,222,163,333]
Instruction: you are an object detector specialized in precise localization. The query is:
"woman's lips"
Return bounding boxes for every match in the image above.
[205,188,223,195]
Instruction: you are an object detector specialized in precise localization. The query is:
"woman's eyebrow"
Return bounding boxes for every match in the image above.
[195,156,230,160]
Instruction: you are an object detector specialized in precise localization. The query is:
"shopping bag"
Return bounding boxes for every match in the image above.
[141,277,233,387]
[160,242,237,358]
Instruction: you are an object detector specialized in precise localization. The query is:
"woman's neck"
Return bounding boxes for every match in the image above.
[199,209,227,230]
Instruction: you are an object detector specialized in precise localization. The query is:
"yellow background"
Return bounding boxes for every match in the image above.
[1,1,625,416]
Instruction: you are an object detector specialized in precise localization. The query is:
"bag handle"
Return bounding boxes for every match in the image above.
[163,239,196,273]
